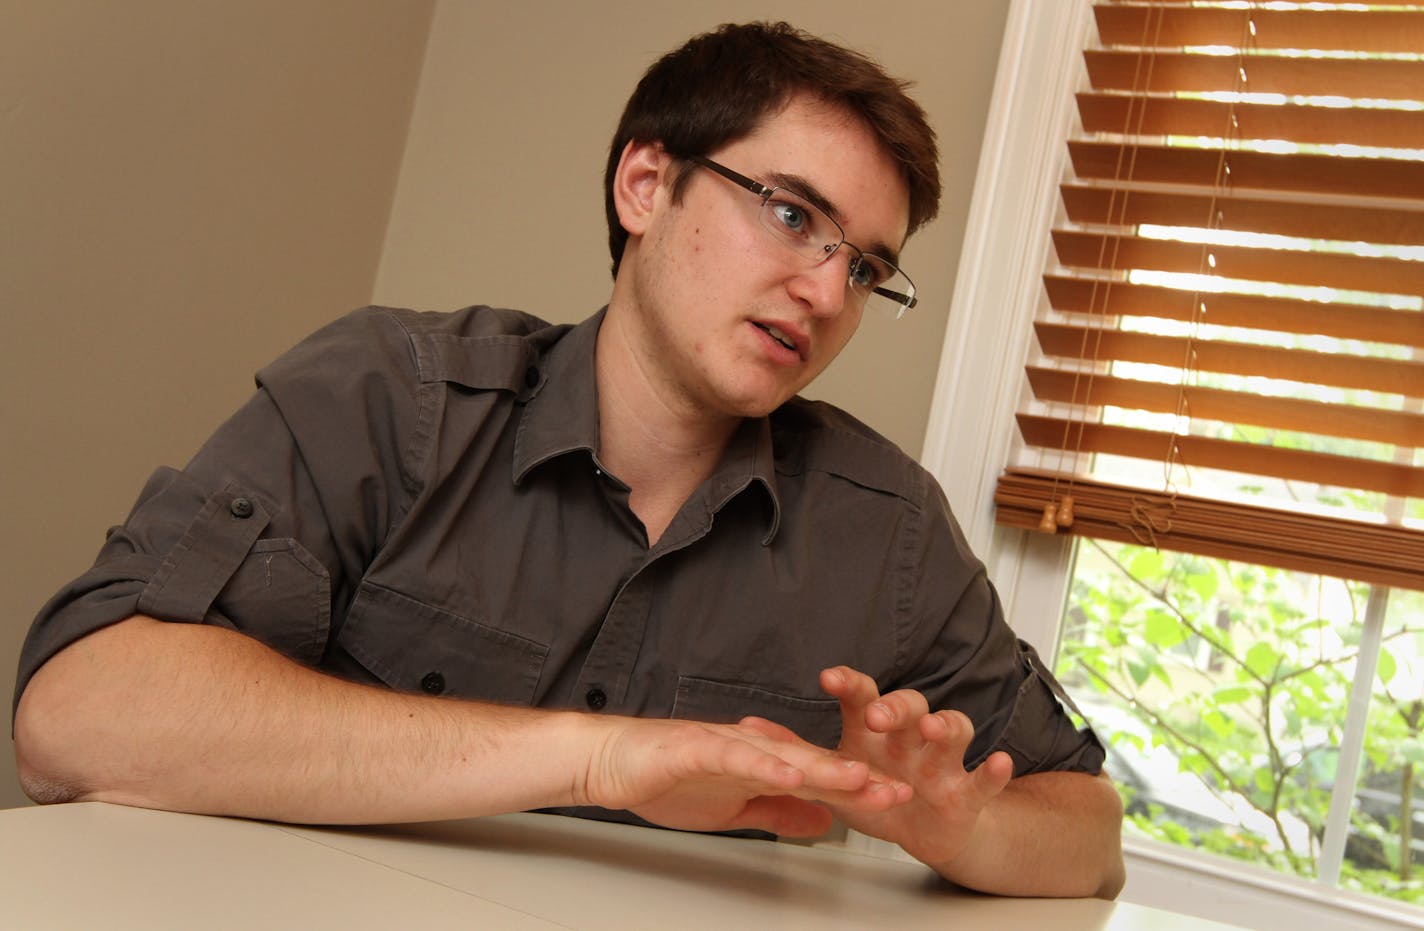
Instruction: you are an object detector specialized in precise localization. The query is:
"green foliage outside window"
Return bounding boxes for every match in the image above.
[1056,540,1424,907]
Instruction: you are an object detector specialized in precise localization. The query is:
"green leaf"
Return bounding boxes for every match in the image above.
[1253,767,1275,796]
[1144,610,1187,649]
[1213,685,1253,705]
[1204,710,1235,739]
[1376,648,1396,686]
[1128,548,1165,582]
[1245,642,1282,678]
[1283,703,1303,738]
[1186,569,1219,601]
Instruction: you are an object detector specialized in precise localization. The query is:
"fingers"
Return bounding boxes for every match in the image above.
[736,715,911,809]
[820,666,929,736]
[916,709,973,776]
[736,715,798,742]
[730,795,835,837]
[916,713,1014,809]
[974,750,1015,797]
[821,669,1010,804]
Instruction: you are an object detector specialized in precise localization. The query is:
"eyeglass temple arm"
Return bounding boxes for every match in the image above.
[687,155,772,198]
[873,286,916,309]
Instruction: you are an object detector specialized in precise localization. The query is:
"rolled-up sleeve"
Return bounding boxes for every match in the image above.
[14,307,428,708]
[897,482,1105,777]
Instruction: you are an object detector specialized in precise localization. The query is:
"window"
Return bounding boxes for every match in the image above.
[924,1,1422,927]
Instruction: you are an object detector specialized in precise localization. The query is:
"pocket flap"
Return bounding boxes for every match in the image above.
[338,583,548,704]
[673,676,842,749]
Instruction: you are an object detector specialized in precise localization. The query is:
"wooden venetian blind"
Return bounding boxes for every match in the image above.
[994,0,1424,590]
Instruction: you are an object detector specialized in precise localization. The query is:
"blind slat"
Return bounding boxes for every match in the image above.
[1094,5,1424,55]
[1076,92,1424,151]
[1016,414,1424,498]
[1053,228,1424,295]
[1059,182,1424,247]
[1043,275,1424,348]
[1085,50,1424,99]
[1068,140,1424,202]
[994,468,1424,591]
[1116,0,1424,6]
[1025,366,1424,446]
[1033,321,1423,397]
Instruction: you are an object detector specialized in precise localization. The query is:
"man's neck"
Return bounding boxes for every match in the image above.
[593,309,741,546]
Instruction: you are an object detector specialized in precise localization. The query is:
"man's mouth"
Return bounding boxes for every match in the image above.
[754,322,797,353]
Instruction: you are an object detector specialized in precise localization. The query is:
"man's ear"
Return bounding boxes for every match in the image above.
[611,139,671,237]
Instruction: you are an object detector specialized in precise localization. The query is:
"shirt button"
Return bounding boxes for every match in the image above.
[229,497,254,519]
[420,671,446,695]
[524,366,540,388]
[584,687,607,710]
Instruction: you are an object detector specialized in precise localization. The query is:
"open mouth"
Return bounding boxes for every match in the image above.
[754,322,797,353]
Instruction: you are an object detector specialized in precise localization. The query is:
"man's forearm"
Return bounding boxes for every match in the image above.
[15,617,903,834]
[14,616,604,823]
[931,770,1125,899]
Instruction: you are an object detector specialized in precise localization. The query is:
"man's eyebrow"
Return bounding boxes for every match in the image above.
[766,171,841,223]
[765,170,902,265]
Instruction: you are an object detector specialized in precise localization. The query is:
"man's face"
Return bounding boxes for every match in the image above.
[616,94,913,422]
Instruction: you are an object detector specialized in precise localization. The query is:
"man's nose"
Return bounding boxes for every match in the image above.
[786,251,850,318]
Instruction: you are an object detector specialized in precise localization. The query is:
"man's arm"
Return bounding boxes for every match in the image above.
[14,617,908,836]
[811,667,1125,898]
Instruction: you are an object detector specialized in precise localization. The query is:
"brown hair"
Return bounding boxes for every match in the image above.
[604,21,940,276]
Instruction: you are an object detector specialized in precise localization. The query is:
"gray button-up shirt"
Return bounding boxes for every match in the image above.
[18,305,1103,782]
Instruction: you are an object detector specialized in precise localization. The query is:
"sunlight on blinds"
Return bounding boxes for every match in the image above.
[996,0,1424,589]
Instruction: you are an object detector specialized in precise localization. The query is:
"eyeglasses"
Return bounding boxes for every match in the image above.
[687,156,917,319]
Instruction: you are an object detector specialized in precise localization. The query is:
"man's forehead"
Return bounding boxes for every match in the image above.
[762,96,906,208]
[727,99,911,254]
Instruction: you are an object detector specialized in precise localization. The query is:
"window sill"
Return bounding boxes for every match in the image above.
[1121,835,1423,931]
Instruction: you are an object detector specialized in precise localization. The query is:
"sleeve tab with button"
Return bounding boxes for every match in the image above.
[135,484,274,622]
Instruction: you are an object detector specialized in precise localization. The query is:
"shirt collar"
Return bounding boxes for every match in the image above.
[512,308,783,543]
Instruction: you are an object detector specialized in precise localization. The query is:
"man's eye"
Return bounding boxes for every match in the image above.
[849,257,885,289]
[769,201,808,235]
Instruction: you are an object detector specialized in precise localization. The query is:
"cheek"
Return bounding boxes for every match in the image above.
[820,314,864,365]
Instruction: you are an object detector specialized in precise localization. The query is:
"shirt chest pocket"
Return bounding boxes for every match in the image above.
[336,582,549,703]
[672,676,843,750]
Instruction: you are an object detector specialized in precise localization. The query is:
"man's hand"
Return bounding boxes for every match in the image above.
[579,715,912,837]
[792,667,1013,865]
[800,665,1124,898]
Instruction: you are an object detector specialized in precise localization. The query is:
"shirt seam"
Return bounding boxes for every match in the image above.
[891,468,928,679]
[388,311,437,521]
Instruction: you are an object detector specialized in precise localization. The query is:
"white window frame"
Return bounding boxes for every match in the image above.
[918,2,1423,928]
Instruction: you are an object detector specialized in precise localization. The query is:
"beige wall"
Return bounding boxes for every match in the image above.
[1,0,1009,809]
[0,0,435,808]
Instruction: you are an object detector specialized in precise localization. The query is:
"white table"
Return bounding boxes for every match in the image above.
[0,802,1246,929]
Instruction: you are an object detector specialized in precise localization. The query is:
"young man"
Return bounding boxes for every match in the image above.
[14,23,1124,897]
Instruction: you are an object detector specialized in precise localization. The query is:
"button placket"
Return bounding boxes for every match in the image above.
[571,479,722,715]
[571,573,653,713]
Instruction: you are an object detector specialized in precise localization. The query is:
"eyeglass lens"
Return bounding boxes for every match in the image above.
[756,190,915,317]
